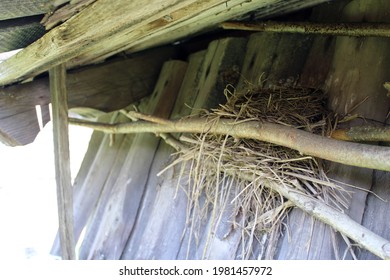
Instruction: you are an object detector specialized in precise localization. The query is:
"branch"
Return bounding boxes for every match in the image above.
[221,21,390,38]
[248,175,390,260]
[69,116,390,172]
[70,114,390,259]
[331,126,390,142]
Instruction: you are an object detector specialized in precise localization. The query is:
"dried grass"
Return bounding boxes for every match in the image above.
[172,84,350,259]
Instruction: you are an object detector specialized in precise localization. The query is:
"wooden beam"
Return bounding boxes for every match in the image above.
[0,0,330,86]
[0,16,45,52]
[41,0,98,30]
[77,60,188,259]
[0,46,175,146]
[50,64,76,260]
[0,0,203,86]
[126,0,331,55]
[221,21,390,38]
[0,0,50,20]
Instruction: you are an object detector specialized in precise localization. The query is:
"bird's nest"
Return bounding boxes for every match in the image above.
[170,84,350,259]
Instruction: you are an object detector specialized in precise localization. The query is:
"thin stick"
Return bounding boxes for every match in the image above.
[331,126,390,142]
[69,116,390,172]
[221,21,390,38]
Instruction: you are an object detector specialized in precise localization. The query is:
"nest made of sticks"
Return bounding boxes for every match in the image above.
[172,84,350,260]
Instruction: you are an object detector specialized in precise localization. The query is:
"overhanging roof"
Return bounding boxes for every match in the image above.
[0,0,331,86]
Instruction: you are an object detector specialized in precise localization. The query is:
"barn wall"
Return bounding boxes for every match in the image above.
[52,0,390,259]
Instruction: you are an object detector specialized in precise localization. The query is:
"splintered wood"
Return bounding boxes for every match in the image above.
[0,0,331,86]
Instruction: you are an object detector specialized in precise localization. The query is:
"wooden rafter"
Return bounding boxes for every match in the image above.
[50,64,76,260]
[0,0,330,86]
[0,0,50,21]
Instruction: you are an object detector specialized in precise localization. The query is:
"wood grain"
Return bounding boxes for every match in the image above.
[0,46,175,146]
[0,0,331,86]
[77,60,188,259]
[0,16,45,52]
[50,64,76,260]
[0,0,49,20]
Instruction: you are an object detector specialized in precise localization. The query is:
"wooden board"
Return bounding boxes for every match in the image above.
[238,32,313,89]
[0,46,176,146]
[50,64,75,260]
[275,0,390,260]
[0,16,45,52]
[325,0,390,260]
[50,111,129,256]
[236,31,317,259]
[76,60,188,259]
[0,0,331,86]
[0,0,50,20]
[121,37,248,260]
[121,51,206,259]
[192,38,247,110]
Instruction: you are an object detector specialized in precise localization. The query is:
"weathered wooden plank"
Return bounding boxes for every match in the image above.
[276,0,390,260]
[125,0,331,60]
[50,64,75,260]
[192,37,247,110]
[77,60,188,259]
[78,0,331,66]
[0,0,330,86]
[0,46,175,146]
[0,16,45,52]
[122,38,248,260]
[0,110,40,146]
[177,38,247,259]
[121,51,206,259]
[0,0,208,85]
[41,0,97,30]
[50,111,129,256]
[235,31,318,259]
[0,0,50,20]
[325,0,390,260]
[238,31,313,89]
[330,0,390,260]
[359,171,390,260]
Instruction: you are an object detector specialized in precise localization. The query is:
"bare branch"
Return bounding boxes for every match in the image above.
[69,116,390,172]
[221,21,390,38]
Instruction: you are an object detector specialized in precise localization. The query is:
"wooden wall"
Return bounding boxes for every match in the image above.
[50,0,390,259]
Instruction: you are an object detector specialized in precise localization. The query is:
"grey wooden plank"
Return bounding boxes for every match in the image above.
[0,46,175,146]
[274,0,344,259]
[0,110,40,146]
[238,32,313,88]
[276,210,337,259]
[359,170,390,259]
[192,38,248,111]
[77,60,188,259]
[237,33,282,89]
[236,30,318,259]
[0,17,45,52]
[50,64,75,260]
[177,38,248,259]
[276,0,390,260]
[121,51,205,259]
[325,0,390,259]
[0,0,50,20]
[50,111,129,256]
